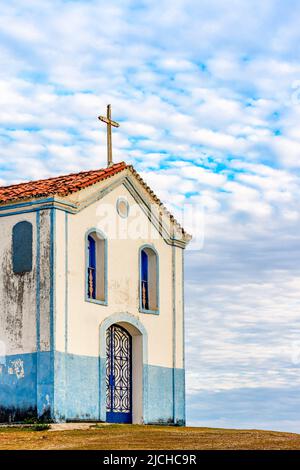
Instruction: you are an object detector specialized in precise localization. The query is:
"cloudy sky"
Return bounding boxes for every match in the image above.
[1,0,300,432]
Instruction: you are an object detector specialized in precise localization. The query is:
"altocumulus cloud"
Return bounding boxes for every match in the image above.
[1,0,300,431]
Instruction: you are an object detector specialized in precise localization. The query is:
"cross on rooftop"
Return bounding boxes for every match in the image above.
[98,104,120,167]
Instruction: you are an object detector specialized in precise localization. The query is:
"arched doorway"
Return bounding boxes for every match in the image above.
[106,324,132,423]
[99,313,148,424]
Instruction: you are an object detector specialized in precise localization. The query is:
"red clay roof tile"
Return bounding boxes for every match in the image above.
[0,161,127,203]
[0,160,191,240]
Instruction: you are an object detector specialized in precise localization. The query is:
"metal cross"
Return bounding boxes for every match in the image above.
[98,104,120,167]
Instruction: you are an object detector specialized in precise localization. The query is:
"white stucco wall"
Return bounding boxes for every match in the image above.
[0,212,36,356]
[0,180,184,367]
[0,210,51,356]
[54,181,184,370]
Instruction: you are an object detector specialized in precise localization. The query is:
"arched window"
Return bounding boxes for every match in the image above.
[12,221,33,274]
[86,230,107,304]
[140,246,159,313]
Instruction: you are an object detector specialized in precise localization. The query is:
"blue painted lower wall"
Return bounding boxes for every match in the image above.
[0,351,185,425]
[146,365,185,425]
[0,352,52,422]
[174,368,185,425]
[36,351,54,420]
[54,351,100,421]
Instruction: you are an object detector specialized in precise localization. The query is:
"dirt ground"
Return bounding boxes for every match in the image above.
[0,424,300,450]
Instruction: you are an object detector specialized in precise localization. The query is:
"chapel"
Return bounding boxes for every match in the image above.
[0,106,191,424]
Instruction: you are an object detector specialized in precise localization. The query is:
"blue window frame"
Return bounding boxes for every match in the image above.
[139,245,159,314]
[85,229,107,305]
[88,235,96,299]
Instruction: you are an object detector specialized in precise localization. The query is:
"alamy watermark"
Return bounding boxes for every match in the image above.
[93,201,205,250]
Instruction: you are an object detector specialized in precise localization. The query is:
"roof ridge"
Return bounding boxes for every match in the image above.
[126,165,190,238]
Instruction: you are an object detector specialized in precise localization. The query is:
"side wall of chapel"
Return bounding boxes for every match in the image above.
[0,209,52,421]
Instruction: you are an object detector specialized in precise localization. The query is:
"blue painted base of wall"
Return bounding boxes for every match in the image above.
[55,351,100,421]
[0,352,52,423]
[0,351,185,425]
[0,405,37,423]
[146,365,185,426]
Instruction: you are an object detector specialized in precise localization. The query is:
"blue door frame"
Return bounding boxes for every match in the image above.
[106,324,132,424]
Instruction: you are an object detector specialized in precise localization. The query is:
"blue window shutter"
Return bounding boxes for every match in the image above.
[88,235,96,299]
[88,235,96,268]
[12,221,33,274]
[141,250,149,309]
[141,250,148,282]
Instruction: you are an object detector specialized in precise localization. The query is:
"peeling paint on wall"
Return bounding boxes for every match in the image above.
[0,358,25,379]
[0,212,52,422]
[8,359,25,379]
[0,215,37,355]
[39,210,51,352]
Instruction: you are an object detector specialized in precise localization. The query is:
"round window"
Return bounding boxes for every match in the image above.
[116,197,130,218]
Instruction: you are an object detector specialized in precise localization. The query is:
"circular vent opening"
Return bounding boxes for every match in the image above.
[116,197,129,218]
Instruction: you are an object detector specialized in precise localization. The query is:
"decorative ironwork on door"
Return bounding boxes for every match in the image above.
[106,324,132,423]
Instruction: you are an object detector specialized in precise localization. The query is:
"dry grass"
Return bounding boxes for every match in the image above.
[0,424,300,450]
